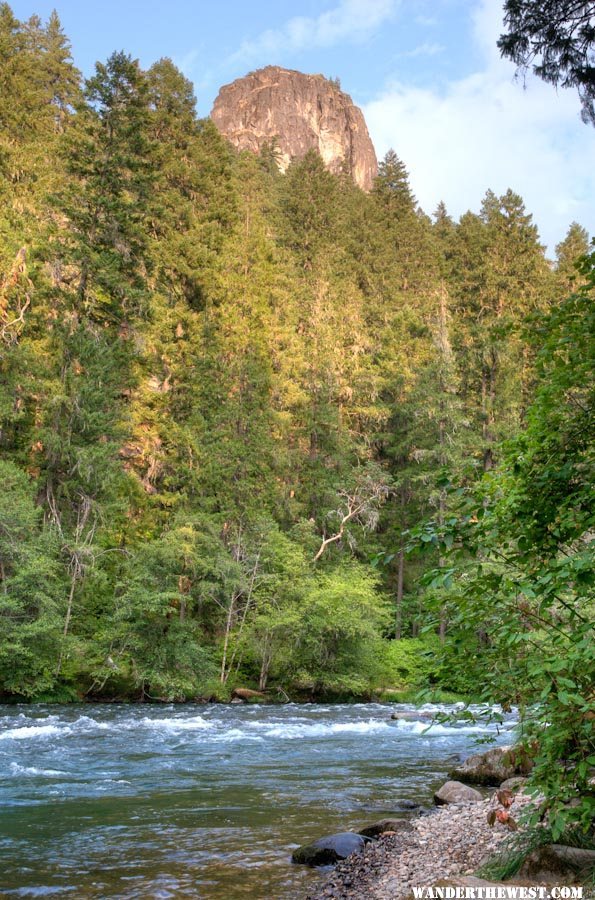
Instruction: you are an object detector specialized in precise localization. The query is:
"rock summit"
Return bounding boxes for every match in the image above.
[210,65,378,190]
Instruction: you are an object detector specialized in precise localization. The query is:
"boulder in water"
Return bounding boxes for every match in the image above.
[393,799,423,811]
[391,710,434,721]
[291,832,372,866]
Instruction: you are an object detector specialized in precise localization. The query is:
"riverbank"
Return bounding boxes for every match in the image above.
[308,793,540,899]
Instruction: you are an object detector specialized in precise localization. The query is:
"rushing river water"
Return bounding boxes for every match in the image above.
[0,702,515,899]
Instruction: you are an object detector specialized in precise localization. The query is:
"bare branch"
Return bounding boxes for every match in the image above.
[313,467,391,562]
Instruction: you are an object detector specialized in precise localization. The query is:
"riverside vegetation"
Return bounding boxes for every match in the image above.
[0,1,593,844]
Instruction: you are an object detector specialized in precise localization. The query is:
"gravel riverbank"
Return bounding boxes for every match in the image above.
[307,793,535,900]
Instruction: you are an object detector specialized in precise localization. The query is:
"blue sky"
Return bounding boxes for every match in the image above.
[11,0,595,253]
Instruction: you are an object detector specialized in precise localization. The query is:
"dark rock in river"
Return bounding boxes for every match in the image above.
[393,799,423,811]
[292,832,372,866]
[391,710,434,721]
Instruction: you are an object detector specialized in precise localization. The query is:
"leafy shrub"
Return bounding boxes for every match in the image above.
[380,636,441,688]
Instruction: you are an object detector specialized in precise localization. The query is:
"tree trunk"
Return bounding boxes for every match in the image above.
[412,598,424,638]
[259,642,272,692]
[220,592,237,684]
[227,552,261,679]
[439,607,447,645]
[395,544,404,640]
[482,351,497,472]
[55,569,78,677]
[63,570,77,638]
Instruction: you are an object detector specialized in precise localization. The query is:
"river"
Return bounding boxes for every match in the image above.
[0,702,515,899]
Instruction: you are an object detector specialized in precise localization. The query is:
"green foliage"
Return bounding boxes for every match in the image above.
[284,563,390,694]
[555,221,591,292]
[0,461,64,698]
[415,253,595,834]
[226,522,313,690]
[381,637,441,688]
[105,521,223,700]
[55,50,154,323]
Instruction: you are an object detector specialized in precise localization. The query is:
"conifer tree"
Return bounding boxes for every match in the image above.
[120,59,237,514]
[34,52,156,676]
[555,221,590,291]
[450,190,552,470]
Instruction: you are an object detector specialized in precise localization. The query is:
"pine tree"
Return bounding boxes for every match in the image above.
[450,190,553,470]
[119,59,237,516]
[34,52,156,676]
[373,149,416,213]
[555,221,590,291]
[35,11,81,133]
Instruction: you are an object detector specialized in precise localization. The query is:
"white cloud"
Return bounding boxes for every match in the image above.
[230,0,398,64]
[399,41,444,59]
[364,0,595,253]
[471,0,506,62]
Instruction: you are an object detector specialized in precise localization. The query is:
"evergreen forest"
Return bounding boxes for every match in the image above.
[0,7,593,832]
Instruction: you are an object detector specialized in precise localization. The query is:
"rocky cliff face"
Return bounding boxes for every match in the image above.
[211,66,377,191]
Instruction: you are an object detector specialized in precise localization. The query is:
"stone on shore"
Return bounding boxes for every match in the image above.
[292,832,372,866]
[359,819,413,838]
[449,746,521,786]
[499,776,528,792]
[518,844,595,880]
[434,780,483,805]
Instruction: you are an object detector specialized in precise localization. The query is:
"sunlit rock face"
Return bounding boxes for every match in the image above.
[210,65,378,191]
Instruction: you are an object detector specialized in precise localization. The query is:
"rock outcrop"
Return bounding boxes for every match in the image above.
[211,66,378,190]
